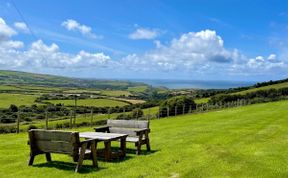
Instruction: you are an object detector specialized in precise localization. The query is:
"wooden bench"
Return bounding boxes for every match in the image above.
[94,120,151,155]
[28,129,98,173]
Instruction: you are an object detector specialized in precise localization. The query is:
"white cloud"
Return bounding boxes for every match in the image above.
[129,27,160,40]
[0,17,16,40]
[14,22,29,33]
[61,19,101,39]
[123,29,241,72]
[247,54,284,69]
[0,39,111,69]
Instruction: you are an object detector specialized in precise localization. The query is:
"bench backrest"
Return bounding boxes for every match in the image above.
[28,129,80,156]
[107,120,149,137]
[107,120,149,129]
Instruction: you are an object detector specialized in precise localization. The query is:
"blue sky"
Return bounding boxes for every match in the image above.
[0,0,287,81]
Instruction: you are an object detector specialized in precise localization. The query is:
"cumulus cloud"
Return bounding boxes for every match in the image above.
[123,30,241,72]
[14,22,29,33]
[0,17,16,40]
[247,54,284,69]
[129,27,160,40]
[61,19,101,39]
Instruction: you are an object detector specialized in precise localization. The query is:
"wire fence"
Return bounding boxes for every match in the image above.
[0,99,254,134]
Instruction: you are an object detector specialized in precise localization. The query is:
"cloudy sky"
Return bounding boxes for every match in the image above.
[0,0,287,81]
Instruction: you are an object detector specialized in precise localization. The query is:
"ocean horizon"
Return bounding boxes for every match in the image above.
[128,79,257,89]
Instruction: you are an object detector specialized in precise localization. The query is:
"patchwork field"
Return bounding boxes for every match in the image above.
[44,99,129,107]
[0,93,38,108]
[1,100,287,177]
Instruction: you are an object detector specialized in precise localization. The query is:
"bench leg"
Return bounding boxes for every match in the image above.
[45,153,52,162]
[91,141,98,168]
[136,142,141,155]
[146,138,151,152]
[104,141,111,161]
[120,138,126,158]
[75,143,87,173]
[28,153,35,166]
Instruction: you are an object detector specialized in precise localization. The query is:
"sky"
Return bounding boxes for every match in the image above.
[0,0,287,82]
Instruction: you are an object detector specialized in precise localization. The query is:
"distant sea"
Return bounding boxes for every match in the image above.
[128,79,256,89]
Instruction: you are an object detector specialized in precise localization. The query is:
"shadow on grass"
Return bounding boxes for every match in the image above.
[125,148,160,155]
[33,161,106,174]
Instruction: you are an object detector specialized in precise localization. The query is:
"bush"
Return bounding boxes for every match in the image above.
[131,108,143,118]
[159,95,196,117]
[116,114,132,120]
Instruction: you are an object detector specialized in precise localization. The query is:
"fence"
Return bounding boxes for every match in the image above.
[0,99,254,134]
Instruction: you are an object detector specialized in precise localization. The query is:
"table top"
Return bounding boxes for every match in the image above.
[80,132,128,141]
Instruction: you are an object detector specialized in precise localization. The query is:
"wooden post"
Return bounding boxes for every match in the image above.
[158,107,160,119]
[189,105,192,113]
[45,110,48,130]
[167,106,169,117]
[108,108,111,119]
[175,106,177,116]
[16,111,20,134]
[182,105,185,115]
[147,108,151,120]
[90,108,94,127]
[136,109,139,120]
[70,110,73,129]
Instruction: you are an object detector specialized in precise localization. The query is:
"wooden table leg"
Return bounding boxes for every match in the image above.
[120,137,126,158]
[104,141,111,161]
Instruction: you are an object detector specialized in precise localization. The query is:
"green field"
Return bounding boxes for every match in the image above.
[194,97,210,104]
[100,90,132,97]
[0,93,38,108]
[235,82,288,95]
[127,86,148,92]
[1,100,288,177]
[44,98,129,107]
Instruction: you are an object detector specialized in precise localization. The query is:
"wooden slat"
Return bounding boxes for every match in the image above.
[31,129,77,142]
[109,127,137,137]
[126,137,139,143]
[107,120,149,129]
[36,140,74,154]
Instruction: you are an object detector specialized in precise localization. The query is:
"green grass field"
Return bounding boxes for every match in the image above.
[101,90,132,97]
[0,100,288,177]
[0,93,38,108]
[194,97,210,104]
[44,99,129,107]
[127,86,148,92]
[235,82,288,95]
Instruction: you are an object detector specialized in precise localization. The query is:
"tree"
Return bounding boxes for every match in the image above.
[131,108,143,118]
[9,104,18,113]
[160,96,196,117]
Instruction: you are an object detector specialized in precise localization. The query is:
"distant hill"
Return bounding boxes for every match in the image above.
[0,70,147,90]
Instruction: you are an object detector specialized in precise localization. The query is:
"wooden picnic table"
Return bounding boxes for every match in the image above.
[80,132,128,161]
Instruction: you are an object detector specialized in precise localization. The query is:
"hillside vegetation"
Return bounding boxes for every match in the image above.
[0,100,287,177]
[0,70,146,90]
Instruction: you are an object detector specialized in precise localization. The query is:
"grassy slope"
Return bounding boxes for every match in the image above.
[1,100,288,177]
[45,99,129,107]
[235,82,288,95]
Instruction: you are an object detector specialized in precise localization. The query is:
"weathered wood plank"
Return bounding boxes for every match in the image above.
[107,120,149,129]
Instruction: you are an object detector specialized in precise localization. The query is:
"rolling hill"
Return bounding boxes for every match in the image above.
[0,70,147,90]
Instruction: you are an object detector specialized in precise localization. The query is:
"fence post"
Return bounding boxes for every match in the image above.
[70,110,73,128]
[90,108,94,127]
[189,105,192,113]
[16,111,20,134]
[45,110,48,130]
[136,109,139,120]
[167,106,169,117]
[175,106,177,116]
[182,104,185,115]
[108,108,111,119]
[158,107,160,119]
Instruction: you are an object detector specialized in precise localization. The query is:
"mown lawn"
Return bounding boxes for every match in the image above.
[44,98,129,107]
[1,100,288,177]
